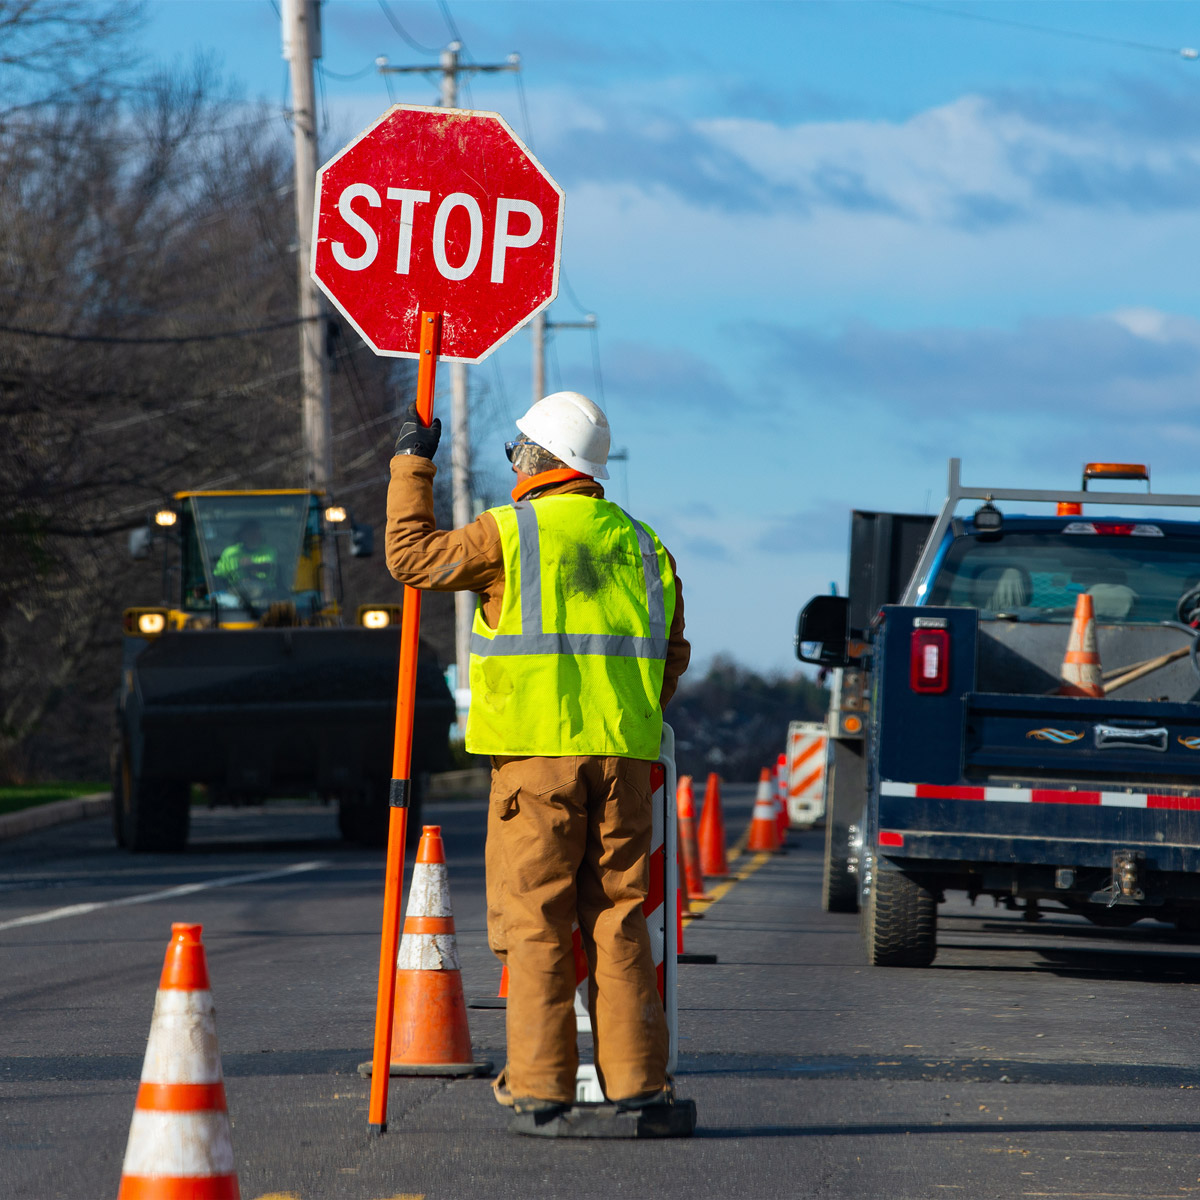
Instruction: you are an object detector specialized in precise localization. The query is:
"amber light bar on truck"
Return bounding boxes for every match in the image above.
[910,617,950,694]
[1082,462,1149,489]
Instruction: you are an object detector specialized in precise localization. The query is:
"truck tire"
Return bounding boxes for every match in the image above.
[822,818,858,913]
[863,869,937,967]
[111,731,129,848]
[338,775,423,849]
[120,763,190,853]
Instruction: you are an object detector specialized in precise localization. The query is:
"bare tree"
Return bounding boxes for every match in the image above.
[0,7,430,779]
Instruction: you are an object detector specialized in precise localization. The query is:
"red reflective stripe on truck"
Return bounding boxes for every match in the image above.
[1147,794,1200,810]
[1031,789,1100,805]
[914,785,985,801]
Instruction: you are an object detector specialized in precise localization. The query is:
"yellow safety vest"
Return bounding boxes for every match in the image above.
[466,494,676,759]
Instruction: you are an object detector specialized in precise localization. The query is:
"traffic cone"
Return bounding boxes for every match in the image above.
[117,923,239,1200]
[1058,593,1104,698]
[697,772,729,878]
[775,752,789,843]
[380,826,491,1077]
[747,768,781,852]
[676,776,710,900]
[497,964,509,999]
[676,888,686,953]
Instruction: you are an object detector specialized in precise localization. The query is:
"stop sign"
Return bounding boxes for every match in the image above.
[311,105,563,363]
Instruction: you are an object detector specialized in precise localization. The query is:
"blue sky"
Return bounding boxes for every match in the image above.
[141,1,1200,674]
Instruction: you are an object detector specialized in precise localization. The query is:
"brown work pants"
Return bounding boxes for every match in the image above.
[485,754,669,1104]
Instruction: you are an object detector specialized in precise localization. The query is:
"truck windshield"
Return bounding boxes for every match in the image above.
[184,495,317,617]
[925,530,1200,624]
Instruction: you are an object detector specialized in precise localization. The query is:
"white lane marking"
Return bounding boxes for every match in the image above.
[0,861,326,932]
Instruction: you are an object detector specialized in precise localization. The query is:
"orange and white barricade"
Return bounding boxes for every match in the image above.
[786,720,828,827]
[573,723,678,1101]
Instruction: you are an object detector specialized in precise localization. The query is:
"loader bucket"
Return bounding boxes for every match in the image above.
[123,628,454,794]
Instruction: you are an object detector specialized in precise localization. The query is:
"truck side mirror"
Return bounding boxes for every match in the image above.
[350,522,374,558]
[796,594,852,666]
[129,527,153,560]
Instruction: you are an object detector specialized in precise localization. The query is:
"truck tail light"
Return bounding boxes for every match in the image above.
[910,628,950,694]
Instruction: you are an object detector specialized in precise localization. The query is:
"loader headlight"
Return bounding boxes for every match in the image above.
[358,605,400,629]
[124,608,169,637]
[154,509,177,527]
[324,505,348,524]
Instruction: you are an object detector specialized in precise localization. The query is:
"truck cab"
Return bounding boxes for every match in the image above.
[798,460,1200,965]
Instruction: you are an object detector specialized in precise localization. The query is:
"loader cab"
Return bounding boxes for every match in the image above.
[179,491,324,624]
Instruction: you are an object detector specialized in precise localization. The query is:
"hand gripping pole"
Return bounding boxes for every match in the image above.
[369,310,441,1135]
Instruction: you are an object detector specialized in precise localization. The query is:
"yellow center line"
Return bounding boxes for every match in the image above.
[683,820,772,922]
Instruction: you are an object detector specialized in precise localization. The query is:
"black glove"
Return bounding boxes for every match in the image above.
[394,402,442,459]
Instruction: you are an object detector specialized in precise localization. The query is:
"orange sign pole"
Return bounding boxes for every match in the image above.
[368,310,442,1135]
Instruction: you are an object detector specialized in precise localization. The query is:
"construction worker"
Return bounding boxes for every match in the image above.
[385,390,690,1126]
[213,519,278,602]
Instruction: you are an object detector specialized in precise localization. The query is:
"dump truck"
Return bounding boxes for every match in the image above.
[798,460,1200,965]
[115,489,455,852]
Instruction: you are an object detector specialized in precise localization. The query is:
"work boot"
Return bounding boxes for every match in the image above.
[491,1067,513,1108]
[614,1083,675,1114]
[512,1097,569,1118]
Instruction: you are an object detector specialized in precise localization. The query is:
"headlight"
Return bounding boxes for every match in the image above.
[361,608,392,629]
[154,509,177,527]
[124,608,169,637]
[325,505,348,524]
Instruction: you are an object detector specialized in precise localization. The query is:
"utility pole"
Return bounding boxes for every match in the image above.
[531,311,597,405]
[378,43,520,721]
[283,0,332,497]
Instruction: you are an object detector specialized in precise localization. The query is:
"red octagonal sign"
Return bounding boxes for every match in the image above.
[311,105,563,364]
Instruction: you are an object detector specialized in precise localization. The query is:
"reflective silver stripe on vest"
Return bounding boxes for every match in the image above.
[614,504,667,641]
[471,631,670,658]
[472,499,667,660]
[513,501,542,636]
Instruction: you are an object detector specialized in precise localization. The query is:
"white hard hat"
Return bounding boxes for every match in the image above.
[515,391,611,480]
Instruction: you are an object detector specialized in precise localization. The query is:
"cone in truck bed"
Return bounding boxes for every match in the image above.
[1058,593,1104,698]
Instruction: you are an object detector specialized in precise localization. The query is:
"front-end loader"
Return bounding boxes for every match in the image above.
[115,488,455,851]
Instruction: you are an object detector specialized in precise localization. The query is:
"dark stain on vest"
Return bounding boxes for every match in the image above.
[561,544,605,597]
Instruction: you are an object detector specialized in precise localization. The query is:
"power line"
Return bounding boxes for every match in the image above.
[0,314,319,346]
[892,1,1199,59]
[438,0,465,48]
[513,68,535,150]
[318,61,377,81]
[376,0,441,55]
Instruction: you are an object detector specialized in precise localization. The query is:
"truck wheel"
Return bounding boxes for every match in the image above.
[339,776,423,849]
[122,769,190,853]
[822,818,858,913]
[863,869,937,967]
[111,732,129,848]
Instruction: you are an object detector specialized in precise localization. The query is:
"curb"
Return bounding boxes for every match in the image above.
[0,793,111,842]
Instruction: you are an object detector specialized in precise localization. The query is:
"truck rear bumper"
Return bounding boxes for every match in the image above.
[878,782,1200,873]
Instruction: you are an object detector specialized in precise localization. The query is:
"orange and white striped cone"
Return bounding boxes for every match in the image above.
[774,752,789,844]
[117,923,239,1200]
[747,767,781,853]
[1058,593,1104,698]
[374,826,491,1077]
[676,776,710,901]
[697,772,729,878]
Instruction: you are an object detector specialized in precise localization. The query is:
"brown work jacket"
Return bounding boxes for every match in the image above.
[385,457,690,707]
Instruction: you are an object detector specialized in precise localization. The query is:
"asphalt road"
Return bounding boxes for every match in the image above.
[7,787,1200,1200]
